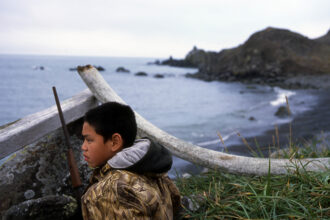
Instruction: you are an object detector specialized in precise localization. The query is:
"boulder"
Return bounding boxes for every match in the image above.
[0,119,92,216]
[275,106,290,118]
[135,72,148,77]
[95,66,105,71]
[154,74,164,78]
[33,66,45,71]
[181,194,205,212]
[2,195,79,220]
[69,67,77,71]
[116,67,130,73]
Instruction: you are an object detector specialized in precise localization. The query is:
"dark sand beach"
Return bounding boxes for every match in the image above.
[227,87,330,157]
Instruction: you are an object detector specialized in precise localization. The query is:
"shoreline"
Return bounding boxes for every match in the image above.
[226,87,330,157]
[187,73,330,90]
[170,85,330,177]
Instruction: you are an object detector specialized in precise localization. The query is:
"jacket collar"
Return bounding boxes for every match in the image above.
[89,163,112,184]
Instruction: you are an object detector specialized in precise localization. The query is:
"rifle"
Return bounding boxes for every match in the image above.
[52,86,82,188]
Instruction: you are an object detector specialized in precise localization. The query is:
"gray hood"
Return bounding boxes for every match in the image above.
[107,138,172,174]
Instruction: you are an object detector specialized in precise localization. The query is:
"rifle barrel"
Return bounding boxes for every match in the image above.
[52,86,82,188]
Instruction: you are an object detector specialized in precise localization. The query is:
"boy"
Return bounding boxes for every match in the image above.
[81,102,181,219]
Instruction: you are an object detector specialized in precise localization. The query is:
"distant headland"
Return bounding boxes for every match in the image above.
[156,27,330,89]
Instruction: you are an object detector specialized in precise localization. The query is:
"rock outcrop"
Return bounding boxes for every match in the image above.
[135,71,148,76]
[275,106,290,118]
[160,56,196,68]
[159,46,213,69]
[0,119,91,218]
[190,27,330,83]
[184,46,218,69]
[2,195,79,220]
[315,29,330,44]
[154,74,165,78]
[116,67,130,73]
[162,27,330,86]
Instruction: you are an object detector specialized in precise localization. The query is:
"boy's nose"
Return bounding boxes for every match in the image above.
[81,141,87,151]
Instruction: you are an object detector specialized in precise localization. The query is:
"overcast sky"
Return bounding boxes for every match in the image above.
[0,0,329,58]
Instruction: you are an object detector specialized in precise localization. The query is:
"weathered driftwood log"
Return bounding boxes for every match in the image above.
[0,89,97,159]
[77,65,330,176]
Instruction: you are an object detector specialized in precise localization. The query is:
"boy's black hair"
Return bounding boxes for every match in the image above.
[84,102,137,148]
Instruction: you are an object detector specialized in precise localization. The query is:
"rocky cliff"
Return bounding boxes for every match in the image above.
[315,29,330,44]
[163,27,330,86]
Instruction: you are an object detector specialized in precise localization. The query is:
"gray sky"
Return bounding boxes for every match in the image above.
[0,0,329,58]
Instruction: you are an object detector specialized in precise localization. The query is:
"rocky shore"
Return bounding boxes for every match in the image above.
[158,26,330,157]
[226,89,330,157]
[161,27,330,89]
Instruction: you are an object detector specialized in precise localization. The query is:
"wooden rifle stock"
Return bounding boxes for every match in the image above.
[52,86,82,188]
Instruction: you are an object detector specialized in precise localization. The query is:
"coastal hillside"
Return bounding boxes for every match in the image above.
[162,27,330,85]
[315,29,330,44]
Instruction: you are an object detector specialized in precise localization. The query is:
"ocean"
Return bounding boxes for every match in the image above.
[0,54,322,174]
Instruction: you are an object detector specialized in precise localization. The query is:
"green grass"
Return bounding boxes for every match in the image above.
[177,98,329,219]
[177,165,330,219]
[176,135,330,219]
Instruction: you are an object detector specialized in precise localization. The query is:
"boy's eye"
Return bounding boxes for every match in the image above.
[84,138,93,143]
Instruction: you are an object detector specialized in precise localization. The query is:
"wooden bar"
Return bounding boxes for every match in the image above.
[0,89,98,159]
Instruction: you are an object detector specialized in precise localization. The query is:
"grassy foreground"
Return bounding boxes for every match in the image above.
[176,143,330,219]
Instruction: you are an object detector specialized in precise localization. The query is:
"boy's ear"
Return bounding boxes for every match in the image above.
[108,133,123,152]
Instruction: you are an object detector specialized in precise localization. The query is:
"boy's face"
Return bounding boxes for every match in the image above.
[81,122,116,168]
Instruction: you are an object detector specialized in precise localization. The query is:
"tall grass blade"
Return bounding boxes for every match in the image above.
[217,131,227,151]
[285,96,291,116]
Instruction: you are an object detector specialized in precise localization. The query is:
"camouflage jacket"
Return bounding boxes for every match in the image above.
[81,139,181,219]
